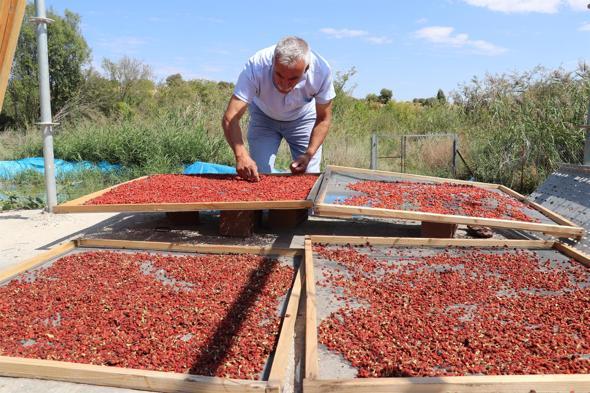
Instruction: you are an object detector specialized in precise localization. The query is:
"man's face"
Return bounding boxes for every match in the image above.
[272,58,308,94]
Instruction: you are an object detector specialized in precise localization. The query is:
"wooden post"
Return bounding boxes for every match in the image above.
[165,211,200,226]
[421,221,458,238]
[219,210,261,237]
[267,209,308,230]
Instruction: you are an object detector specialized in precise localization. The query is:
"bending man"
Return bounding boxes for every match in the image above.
[222,36,335,180]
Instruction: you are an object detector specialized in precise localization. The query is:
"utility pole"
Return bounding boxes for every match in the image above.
[31,0,57,211]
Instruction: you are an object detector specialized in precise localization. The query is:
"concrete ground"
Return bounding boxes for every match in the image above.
[0,208,512,393]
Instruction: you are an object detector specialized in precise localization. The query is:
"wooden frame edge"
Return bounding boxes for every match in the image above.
[325,165,500,189]
[0,240,77,283]
[304,237,319,380]
[0,0,26,110]
[497,185,580,229]
[0,356,269,393]
[77,238,304,256]
[267,264,303,385]
[308,236,555,249]
[553,242,590,268]
[303,374,590,393]
[314,203,584,237]
[55,200,313,214]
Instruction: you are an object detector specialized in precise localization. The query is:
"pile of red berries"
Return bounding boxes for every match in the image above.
[0,251,294,379]
[86,174,318,205]
[314,244,590,377]
[339,181,538,222]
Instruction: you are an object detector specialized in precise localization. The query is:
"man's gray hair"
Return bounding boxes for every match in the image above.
[274,36,311,67]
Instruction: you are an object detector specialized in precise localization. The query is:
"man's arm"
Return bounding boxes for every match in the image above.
[290,100,333,174]
[221,95,260,181]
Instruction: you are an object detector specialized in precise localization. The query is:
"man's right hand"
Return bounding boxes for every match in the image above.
[236,154,260,182]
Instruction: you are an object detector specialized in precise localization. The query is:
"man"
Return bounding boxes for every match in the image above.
[222,36,335,181]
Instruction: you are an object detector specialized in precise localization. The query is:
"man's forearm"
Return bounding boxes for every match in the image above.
[305,117,331,157]
[222,120,249,158]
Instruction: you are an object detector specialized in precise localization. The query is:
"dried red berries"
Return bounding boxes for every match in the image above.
[85,174,318,205]
[314,244,590,377]
[338,181,538,222]
[0,251,294,379]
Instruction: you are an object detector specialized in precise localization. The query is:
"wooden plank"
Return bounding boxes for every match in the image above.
[304,374,590,393]
[314,203,584,237]
[326,165,500,189]
[498,185,580,228]
[54,200,313,213]
[77,238,304,256]
[553,242,590,268]
[267,264,302,386]
[308,235,555,249]
[0,356,269,393]
[315,166,332,205]
[304,237,319,379]
[0,0,26,110]
[0,241,76,283]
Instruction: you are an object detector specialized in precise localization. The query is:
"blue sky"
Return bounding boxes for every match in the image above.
[45,0,590,101]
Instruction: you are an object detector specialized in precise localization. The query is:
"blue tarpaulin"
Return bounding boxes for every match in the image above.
[183,161,290,175]
[0,157,121,178]
[183,161,237,175]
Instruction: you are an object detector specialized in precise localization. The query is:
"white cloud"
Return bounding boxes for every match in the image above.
[320,27,392,45]
[463,0,588,13]
[579,22,590,30]
[365,36,393,44]
[415,26,507,56]
[97,36,147,54]
[567,0,589,11]
[320,28,369,39]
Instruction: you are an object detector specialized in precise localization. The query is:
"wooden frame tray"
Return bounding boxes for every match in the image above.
[313,165,584,238]
[0,239,303,393]
[54,173,323,213]
[304,235,590,393]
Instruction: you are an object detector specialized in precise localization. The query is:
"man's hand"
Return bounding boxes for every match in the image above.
[236,154,260,181]
[290,153,312,174]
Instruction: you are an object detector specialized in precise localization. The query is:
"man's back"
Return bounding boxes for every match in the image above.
[234,45,335,122]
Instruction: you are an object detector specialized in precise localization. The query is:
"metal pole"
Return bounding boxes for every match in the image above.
[370,133,378,170]
[584,102,590,166]
[33,0,57,212]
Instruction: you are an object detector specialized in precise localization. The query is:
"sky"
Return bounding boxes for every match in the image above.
[44,0,590,101]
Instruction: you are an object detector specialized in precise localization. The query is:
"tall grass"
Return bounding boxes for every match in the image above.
[8,106,233,175]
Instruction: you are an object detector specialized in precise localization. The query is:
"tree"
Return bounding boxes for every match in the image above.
[365,93,379,103]
[101,56,154,106]
[2,5,90,128]
[436,88,447,104]
[379,88,393,104]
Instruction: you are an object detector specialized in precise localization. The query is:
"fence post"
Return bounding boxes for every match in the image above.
[452,135,458,178]
[370,133,378,169]
[401,135,406,173]
[584,102,590,166]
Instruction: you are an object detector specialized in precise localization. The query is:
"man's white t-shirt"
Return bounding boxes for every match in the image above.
[233,45,336,122]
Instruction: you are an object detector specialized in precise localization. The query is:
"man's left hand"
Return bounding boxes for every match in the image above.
[290,153,312,174]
